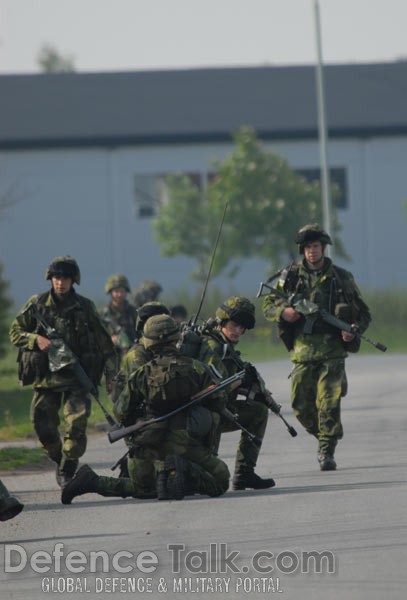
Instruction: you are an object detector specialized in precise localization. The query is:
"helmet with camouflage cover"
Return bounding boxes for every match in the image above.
[215,296,256,330]
[142,314,180,348]
[136,301,170,333]
[295,223,332,253]
[104,274,131,294]
[45,256,80,285]
[133,280,162,307]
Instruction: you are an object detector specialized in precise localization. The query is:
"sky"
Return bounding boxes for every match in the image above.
[1,0,407,74]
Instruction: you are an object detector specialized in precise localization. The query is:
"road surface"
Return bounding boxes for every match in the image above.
[1,354,406,599]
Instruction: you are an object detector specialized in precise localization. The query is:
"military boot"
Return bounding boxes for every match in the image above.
[232,468,275,491]
[0,480,24,521]
[318,454,337,471]
[156,471,169,501]
[61,465,99,504]
[162,455,187,501]
[56,459,79,489]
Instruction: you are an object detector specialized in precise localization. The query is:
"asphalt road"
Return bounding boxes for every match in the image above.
[1,353,406,600]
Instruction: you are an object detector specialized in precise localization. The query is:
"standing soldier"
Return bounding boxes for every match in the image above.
[262,224,371,470]
[101,274,138,358]
[201,297,276,491]
[9,256,117,488]
[132,280,162,309]
[61,315,230,504]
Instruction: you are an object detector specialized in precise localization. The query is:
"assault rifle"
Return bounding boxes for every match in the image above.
[242,365,297,437]
[107,369,263,444]
[259,285,387,353]
[31,307,120,429]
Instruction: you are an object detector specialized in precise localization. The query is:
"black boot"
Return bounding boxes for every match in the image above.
[318,454,337,471]
[162,455,187,500]
[61,465,99,504]
[0,480,24,521]
[156,471,169,501]
[232,468,275,490]
[56,459,79,489]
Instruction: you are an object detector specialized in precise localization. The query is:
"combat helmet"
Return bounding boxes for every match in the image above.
[133,280,162,307]
[295,223,332,253]
[215,296,256,330]
[104,274,131,294]
[142,314,180,348]
[136,301,170,333]
[45,256,81,285]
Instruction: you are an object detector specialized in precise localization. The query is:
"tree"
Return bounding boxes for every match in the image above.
[37,44,76,73]
[153,127,346,282]
[0,262,12,358]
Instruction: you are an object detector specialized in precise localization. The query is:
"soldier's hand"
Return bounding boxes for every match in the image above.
[341,324,357,342]
[282,307,301,323]
[36,335,51,352]
[265,391,281,414]
[106,379,114,394]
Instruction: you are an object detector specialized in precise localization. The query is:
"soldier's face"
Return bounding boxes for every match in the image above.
[51,276,73,296]
[221,320,246,343]
[111,287,127,307]
[304,241,324,266]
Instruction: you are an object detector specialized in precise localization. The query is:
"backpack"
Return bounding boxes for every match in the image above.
[143,354,201,418]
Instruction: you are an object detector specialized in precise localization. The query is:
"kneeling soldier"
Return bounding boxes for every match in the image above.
[61,315,230,504]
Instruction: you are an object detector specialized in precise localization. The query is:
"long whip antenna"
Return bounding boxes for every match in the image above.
[192,199,229,325]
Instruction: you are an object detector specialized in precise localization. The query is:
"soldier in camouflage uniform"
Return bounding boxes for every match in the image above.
[132,280,162,309]
[9,256,117,488]
[201,297,276,491]
[262,224,371,470]
[111,302,171,478]
[61,315,230,504]
[0,479,24,521]
[101,274,138,358]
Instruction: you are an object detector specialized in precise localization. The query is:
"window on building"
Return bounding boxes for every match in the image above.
[134,172,215,218]
[296,167,348,210]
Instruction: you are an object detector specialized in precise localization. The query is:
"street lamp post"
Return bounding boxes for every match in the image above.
[314,0,333,258]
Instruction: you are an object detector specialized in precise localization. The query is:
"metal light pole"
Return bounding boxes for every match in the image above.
[314,0,333,258]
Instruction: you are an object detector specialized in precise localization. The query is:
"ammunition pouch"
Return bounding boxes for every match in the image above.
[17,348,49,386]
[186,405,213,439]
[277,321,295,351]
[80,352,103,385]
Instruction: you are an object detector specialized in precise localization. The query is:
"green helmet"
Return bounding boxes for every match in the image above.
[104,274,131,294]
[136,301,170,332]
[215,296,256,330]
[45,256,80,284]
[142,314,180,348]
[133,280,163,307]
[295,223,332,253]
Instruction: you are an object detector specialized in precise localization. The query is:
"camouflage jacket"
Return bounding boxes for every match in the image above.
[9,289,117,388]
[262,258,372,362]
[112,341,152,423]
[100,301,138,351]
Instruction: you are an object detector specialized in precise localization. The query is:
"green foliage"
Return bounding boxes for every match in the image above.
[153,127,346,281]
[0,263,12,359]
[37,43,75,73]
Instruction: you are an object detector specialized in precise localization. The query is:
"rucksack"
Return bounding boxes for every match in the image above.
[143,354,201,418]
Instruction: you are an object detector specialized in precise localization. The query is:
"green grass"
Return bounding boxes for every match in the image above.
[0,347,113,442]
[0,446,47,471]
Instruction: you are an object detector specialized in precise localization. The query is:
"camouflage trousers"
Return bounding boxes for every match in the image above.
[96,427,230,498]
[31,387,91,467]
[213,398,269,474]
[290,358,347,455]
